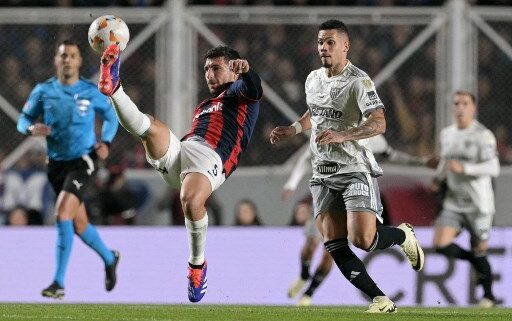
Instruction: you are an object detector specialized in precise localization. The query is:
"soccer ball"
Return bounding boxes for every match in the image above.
[88,15,130,54]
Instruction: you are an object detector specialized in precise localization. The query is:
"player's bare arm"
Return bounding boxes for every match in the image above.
[316,108,385,145]
[270,110,311,145]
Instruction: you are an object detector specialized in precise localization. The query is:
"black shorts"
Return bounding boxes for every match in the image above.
[47,153,97,202]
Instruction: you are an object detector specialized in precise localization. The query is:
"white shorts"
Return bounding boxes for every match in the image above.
[146,130,226,192]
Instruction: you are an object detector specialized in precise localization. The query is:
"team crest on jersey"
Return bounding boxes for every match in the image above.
[76,99,91,117]
[330,87,343,100]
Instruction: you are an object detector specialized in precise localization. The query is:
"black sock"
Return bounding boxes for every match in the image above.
[436,244,494,300]
[472,255,494,300]
[300,259,311,280]
[435,243,473,260]
[325,238,384,299]
[304,269,328,297]
[367,226,406,251]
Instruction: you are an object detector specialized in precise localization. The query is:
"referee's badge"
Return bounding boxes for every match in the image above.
[76,99,91,117]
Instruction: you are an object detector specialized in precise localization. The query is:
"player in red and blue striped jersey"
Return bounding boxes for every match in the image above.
[182,54,261,178]
[98,44,262,303]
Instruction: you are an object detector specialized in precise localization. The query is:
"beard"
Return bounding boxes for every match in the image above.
[321,57,332,68]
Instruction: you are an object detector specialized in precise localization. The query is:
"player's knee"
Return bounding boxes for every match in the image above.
[180,194,204,217]
[472,244,488,256]
[349,234,374,250]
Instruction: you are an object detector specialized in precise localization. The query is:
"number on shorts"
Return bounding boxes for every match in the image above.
[208,164,218,177]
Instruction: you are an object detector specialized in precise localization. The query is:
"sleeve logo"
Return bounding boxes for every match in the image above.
[367,91,377,100]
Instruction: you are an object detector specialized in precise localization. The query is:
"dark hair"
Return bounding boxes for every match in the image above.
[234,198,262,226]
[205,45,241,63]
[454,90,476,104]
[55,39,81,55]
[288,195,313,226]
[319,19,349,38]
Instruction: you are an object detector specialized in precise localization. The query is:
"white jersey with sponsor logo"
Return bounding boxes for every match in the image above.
[437,121,499,214]
[305,61,384,179]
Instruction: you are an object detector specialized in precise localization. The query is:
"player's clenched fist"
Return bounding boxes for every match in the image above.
[229,59,249,74]
[270,126,296,145]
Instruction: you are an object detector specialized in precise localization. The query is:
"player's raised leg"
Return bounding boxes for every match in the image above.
[99,44,171,162]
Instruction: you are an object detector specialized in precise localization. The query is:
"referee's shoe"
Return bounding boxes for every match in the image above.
[105,250,120,291]
[41,281,64,299]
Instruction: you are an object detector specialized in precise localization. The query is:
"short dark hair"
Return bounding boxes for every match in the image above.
[205,45,241,63]
[55,39,81,55]
[455,90,476,104]
[319,19,349,38]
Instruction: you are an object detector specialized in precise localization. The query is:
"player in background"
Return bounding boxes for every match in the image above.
[270,20,424,313]
[98,44,262,302]
[432,91,500,308]
[284,135,430,306]
[17,40,120,299]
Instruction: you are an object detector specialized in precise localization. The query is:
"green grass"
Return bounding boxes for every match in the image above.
[0,304,511,321]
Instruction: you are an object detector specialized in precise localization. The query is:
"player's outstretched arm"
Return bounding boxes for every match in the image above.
[270,110,311,145]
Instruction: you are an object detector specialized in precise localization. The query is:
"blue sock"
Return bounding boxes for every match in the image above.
[54,220,74,287]
[79,224,114,266]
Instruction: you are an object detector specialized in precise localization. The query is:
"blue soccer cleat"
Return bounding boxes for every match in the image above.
[187,261,207,303]
[99,44,121,96]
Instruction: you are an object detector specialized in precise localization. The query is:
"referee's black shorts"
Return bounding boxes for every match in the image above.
[47,153,97,202]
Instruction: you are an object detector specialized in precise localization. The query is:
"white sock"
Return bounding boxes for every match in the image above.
[185,214,208,266]
[110,85,151,137]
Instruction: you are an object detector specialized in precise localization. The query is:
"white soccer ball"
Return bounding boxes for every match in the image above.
[88,15,130,54]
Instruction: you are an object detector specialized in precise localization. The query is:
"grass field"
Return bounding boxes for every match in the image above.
[0,304,511,321]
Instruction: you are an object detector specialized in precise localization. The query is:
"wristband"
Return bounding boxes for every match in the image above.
[291,122,302,135]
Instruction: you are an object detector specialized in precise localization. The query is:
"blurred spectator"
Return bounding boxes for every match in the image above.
[1,148,52,221]
[88,165,148,225]
[234,198,262,226]
[5,206,43,226]
[288,195,312,226]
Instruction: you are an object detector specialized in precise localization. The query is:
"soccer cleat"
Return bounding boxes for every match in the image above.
[105,250,120,291]
[41,281,65,299]
[478,297,503,308]
[365,296,397,313]
[297,294,312,307]
[99,44,121,96]
[188,261,207,303]
[398,223,424,272]
[287,278,307,298]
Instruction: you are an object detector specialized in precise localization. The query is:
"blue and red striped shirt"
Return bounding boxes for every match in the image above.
[182,69,263,178]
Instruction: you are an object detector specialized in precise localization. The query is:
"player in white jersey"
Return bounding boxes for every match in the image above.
[284,135,430,306]
[270,20,424,313]
[432,91,500,308]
